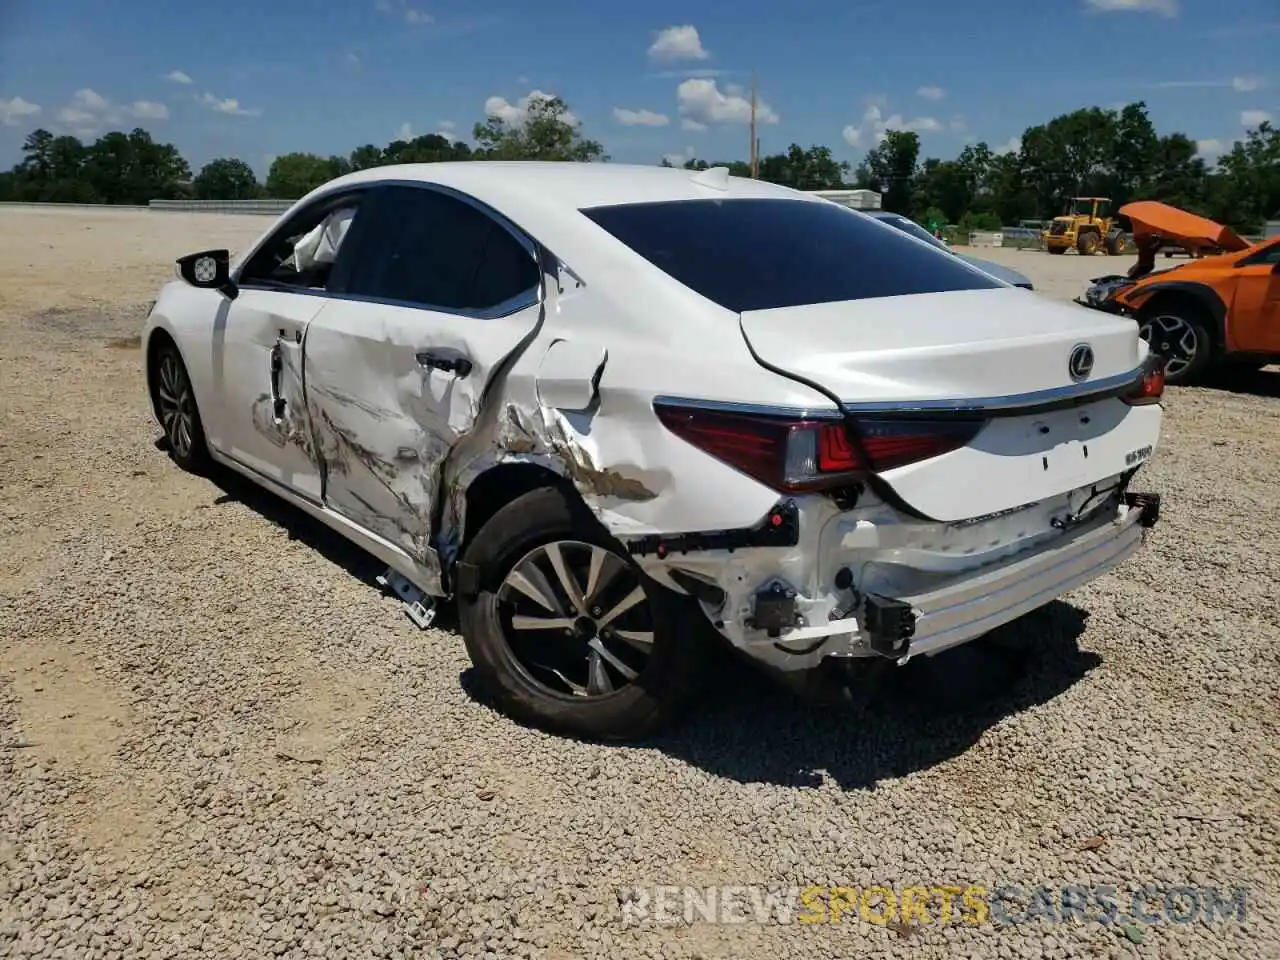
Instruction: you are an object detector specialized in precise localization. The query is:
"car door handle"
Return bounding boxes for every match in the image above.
[416,351,473,378]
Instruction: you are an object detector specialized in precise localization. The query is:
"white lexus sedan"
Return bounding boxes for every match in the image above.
[143,162,1164,740]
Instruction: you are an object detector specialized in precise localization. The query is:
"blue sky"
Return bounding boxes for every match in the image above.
[0,0,1276,177]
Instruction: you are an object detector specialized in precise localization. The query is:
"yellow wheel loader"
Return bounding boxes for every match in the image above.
[1042,197,1132,256]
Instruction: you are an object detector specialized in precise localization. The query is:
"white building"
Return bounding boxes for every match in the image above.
[806,189,882,210]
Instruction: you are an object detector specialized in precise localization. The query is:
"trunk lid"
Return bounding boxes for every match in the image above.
[739,288,1143,405]
[739,288,1158,522]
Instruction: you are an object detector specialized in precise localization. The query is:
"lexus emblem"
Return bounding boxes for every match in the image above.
[1068,343,1095,383]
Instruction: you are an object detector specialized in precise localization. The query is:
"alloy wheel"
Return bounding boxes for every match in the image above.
[1138,314,1199,379]
[497,540,655,699]
[156,352,197,459]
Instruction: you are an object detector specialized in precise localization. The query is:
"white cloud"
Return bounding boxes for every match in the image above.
[0,95,41,126]
[196,92,262,117]
[375,0,433,24]
[396,121,413,140]
[1084,0,1177,15]
[650,68,728,80]
[648,25,709,61]
[676,78,777,128]
[1196,138,1224,156]
[52,88,171,136]
[484,89,578,127]
[613,107,670,127]
[841,101,942,147]
[995,136,1022,155]
[130,101,169,120]
[1242,109,1273,126]
[1232,75,1264,92]
[438,119,455,131]
[164,70,193,85]
[663,145,696,166]
[917,85,945,101]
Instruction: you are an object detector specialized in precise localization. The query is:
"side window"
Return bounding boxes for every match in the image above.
[347,185,541,314]
[239,193,364,291]
[1242,241,1280,266]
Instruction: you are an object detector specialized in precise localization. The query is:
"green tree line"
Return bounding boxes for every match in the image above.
[1,94,1276,233]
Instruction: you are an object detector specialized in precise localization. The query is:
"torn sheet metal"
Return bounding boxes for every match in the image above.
[250,338,314,460]
[534,338,607,411]
[301,296,543,592]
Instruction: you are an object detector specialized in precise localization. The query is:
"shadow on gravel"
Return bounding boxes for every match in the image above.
[1199,366,1280,399]
[645,601,1097,791]
[193,451,1096,789]
[202,461,389,591]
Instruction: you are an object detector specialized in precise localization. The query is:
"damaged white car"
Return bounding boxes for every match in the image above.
[144,162,1165,740]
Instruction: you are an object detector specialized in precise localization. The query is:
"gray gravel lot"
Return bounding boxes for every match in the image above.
[1,206,1277,959]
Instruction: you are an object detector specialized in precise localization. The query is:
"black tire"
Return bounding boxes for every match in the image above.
[1077,231,1100,256]
[456,485,710,741]
[149,338,211,473]
[1136,300,1215,385]
[1048,245,1066,255]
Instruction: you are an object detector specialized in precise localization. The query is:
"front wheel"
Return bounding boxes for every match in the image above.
[149,339,211,473]
[1137,303,1214,384]
[456,486,710,741]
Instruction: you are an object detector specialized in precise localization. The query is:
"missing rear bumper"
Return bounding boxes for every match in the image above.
[863,594,916,659]
[1123,491,1160,528]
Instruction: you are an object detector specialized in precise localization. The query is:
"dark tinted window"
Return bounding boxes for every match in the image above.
[1241,238,1280,266]
[348,185,539,312]
[876,215,949,250]
[582,198,1002,312]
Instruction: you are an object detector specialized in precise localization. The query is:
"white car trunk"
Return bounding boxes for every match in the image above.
[740,288,1160,522]
[739,288,1143,403]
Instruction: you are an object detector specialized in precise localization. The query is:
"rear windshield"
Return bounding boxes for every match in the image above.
[879,215,949,250]
[581,198,1003,313]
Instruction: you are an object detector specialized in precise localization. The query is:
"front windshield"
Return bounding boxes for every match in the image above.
[1068,198,1106,217]
[881,216,950,250]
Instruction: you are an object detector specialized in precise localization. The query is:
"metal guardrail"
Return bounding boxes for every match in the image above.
[0,201,152,212]
[0,199,290,215]
[148,199,293,215]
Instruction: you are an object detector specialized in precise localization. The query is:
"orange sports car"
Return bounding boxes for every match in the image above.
[1077,201,1280,384]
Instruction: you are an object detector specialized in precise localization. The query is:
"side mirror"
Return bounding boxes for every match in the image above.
[176,249,238,299]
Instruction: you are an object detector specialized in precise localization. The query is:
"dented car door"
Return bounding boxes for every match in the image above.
[212,289,328,497]
[302,184,544,585]
[213,190,370,499]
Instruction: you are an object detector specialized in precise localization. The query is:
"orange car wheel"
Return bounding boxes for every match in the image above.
[1137,302,1213,384]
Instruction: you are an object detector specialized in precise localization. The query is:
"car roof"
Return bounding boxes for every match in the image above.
[315,161,806,213]
[276,162,827,315]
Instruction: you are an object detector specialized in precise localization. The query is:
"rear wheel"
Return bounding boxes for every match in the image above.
[1105,232,1129,256]
[1077,231,1100,256]
[456,485,710,741]
[1137,301,1214,384]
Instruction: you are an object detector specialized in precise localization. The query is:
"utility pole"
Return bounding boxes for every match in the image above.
[749,70,758,178]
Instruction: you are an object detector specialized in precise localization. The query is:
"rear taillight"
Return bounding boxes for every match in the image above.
[653,403,984,493]
[1124,355,1165,406]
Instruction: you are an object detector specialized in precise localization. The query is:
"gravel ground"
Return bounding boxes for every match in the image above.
[1,206,1277,960]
